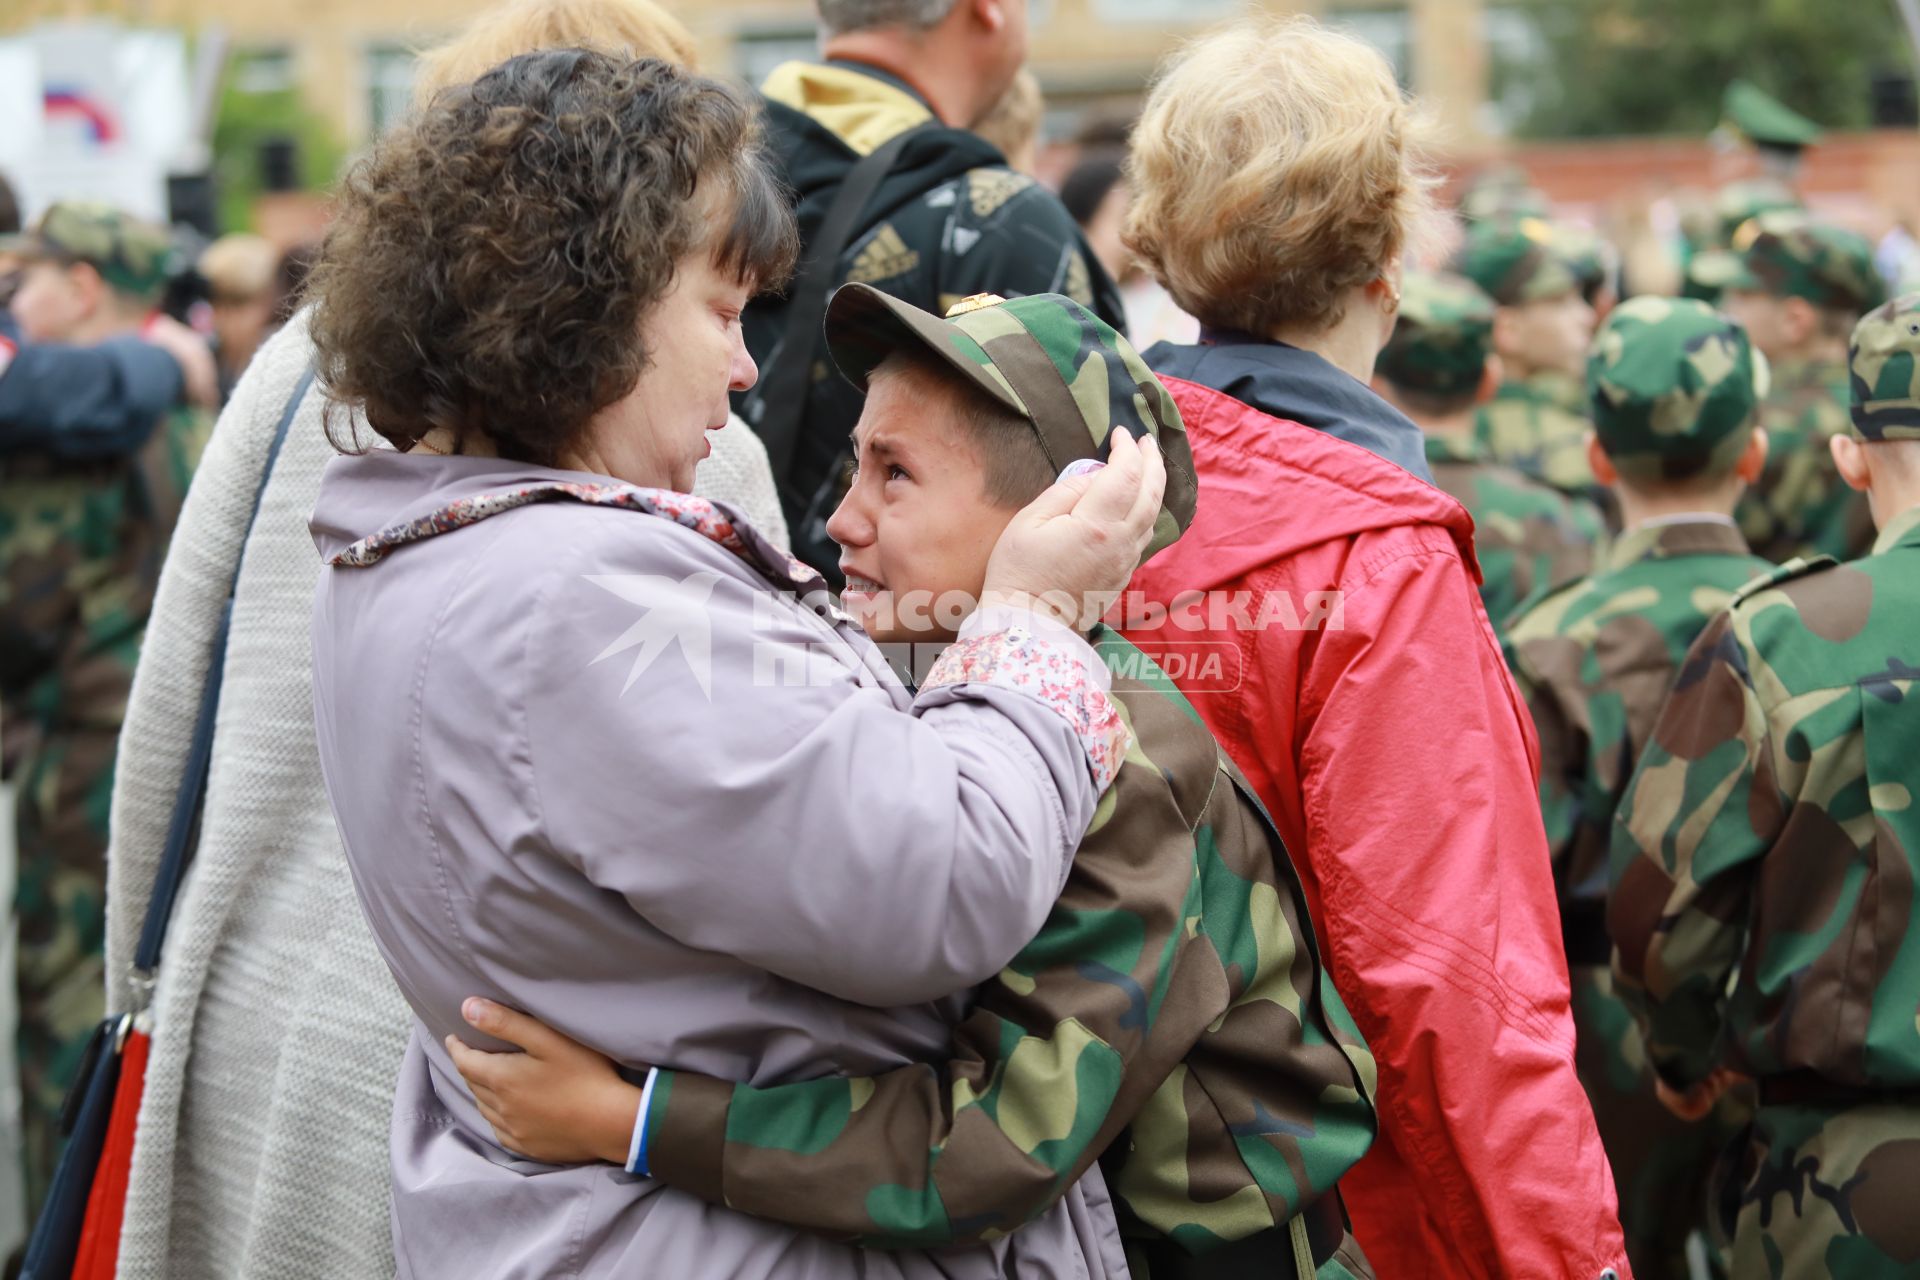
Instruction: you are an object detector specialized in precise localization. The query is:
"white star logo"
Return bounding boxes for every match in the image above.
[584,572,722,699]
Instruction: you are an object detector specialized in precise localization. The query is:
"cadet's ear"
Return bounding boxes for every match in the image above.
[1586,432,1618,486]
[1780,296,1819,349]
[971,0,1008,35]
[1735,427,1769,484]
[1490,306,1522,357]
[1475,354,1503,406]
[1831,432,1871,493]
[67,261,108,316]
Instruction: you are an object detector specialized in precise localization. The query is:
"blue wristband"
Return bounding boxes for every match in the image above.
[626,1068,660,1175]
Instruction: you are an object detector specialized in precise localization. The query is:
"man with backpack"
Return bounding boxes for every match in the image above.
[738,0,1126,578]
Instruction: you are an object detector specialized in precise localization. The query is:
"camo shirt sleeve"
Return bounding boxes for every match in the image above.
[1503,633,1584,870]
[636,698,1222,1245]
[1607,606,1771,1089]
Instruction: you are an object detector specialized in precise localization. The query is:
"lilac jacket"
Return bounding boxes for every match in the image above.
[308,451,1132,1279]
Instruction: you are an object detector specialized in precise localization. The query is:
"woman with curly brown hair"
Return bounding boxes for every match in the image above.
[305,47,1163,1277]
[1113,17,1631,1279]
[95,7,804,1276]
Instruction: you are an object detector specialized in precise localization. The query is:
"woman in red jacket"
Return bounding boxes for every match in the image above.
[1117,18,1629,1279]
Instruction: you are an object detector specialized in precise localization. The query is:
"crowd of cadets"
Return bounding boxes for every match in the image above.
[2,59,1919,1280]
[1384,165,1916,1275]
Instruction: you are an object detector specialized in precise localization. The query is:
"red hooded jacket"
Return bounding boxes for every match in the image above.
[1124,337,1628,1280]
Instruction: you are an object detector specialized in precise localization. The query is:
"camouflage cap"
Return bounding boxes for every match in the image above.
[1726,212,1886,314]
[0,201,174,300]
[1457,165,1551,225]
[1376,272,1496,398]
[1714,178,1801,247]
[1588,295,1767,482]
[1450,217,1580,306]
[1544,223,1615,299]
[823,283,1199,560]
[1848,292,1920,442]
[1682,248,1744,305]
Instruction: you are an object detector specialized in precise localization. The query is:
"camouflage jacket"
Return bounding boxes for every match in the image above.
[1473,370,1608,511]
[1,402,209,758]
[1609,505,1920,1092]
[1504,520,1769,962]
[1423,432,1606,630]
[642,630,1379,1266]
[1735,355,1875,564]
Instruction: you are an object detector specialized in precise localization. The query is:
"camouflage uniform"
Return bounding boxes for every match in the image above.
[1454,220,1608,505]
[638,290,1377,1279]
[1728,215,1887,564]
[0,203,210,1206]
[1608,293,1920,1278]
[1507,296,1773,1280]
[1376,271,1606,629]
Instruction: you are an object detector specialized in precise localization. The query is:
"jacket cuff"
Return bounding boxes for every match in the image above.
[641,1070,731,1204]
[922,619,1129,792]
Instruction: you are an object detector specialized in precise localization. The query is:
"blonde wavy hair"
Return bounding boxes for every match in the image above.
[1124,16,1436,337]
[412,0,700,103]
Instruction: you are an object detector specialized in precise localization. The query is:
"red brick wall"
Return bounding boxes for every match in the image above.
[1446,130,1920,233]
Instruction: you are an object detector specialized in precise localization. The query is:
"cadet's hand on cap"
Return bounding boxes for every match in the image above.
[981,429,1165,631]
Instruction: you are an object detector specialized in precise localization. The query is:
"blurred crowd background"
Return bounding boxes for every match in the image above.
[1,0,1917,329]
[2,0,1919,1270]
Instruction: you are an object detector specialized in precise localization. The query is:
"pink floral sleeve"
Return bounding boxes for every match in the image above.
[922,618,1130,793]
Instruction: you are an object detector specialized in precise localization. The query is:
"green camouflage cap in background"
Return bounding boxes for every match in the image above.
[823,283,1199,560]
[0,201,174,300]
[1457,164,1552,225]
[1714,178,1802,248]
[1544,223,1617,303]
[1848,292,1920,441]
[1451,217,1580,306]
[1376,272,1496,399]
[1588,295,1767,481]
[1727,212,1886,314]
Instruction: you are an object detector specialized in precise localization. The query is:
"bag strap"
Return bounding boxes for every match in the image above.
[131,367,316,978]
[754,129,915,487]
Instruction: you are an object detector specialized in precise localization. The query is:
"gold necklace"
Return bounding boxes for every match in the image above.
[414,436,450,456]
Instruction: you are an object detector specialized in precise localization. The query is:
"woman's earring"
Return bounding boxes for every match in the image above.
[1380,280,1402,316]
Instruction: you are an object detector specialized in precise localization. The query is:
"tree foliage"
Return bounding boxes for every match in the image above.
[209,62,345,234]
[1506,0,1915,138]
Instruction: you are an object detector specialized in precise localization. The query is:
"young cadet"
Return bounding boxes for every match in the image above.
[1453,218,1604,506]
[445,287,1381,1278]
[1721,213,1887,563]
[0,201,213,1202]
[1372,270,1606,629]
[1608,292,1920,1277]
[1504,296,1773,1280]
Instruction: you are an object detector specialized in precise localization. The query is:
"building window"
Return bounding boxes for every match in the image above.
[1483,5,1548,136]
[1087,0,1237,22]
[1325,6,1412,89]
[734,25,817,87]
[232,47,296,96]
[367,44,417,136]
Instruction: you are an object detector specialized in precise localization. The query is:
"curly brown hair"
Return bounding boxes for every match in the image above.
[309,49,798,462]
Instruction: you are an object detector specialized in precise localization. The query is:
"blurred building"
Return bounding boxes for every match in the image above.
[2,0,1499,148]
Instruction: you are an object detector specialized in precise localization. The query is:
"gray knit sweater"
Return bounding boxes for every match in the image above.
[102,312,789,1278]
